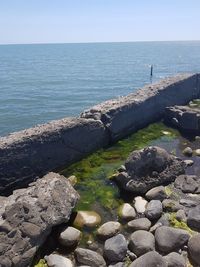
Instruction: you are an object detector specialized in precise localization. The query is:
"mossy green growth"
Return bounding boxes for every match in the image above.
[169,213,194,235]
[60,122,178,212]
[34,259,48,267]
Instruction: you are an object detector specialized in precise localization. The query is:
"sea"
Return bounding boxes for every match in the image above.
[0,41,200,137]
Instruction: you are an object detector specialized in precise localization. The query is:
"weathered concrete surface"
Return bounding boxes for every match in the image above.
[82,73,200,141]
[0,117,109,195]
[0,172,79,267]
[165,105,200,133]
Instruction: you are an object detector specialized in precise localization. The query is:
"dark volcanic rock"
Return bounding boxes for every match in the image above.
[75,248,106,267]
[188,234,200,266]
[165,105,200,133]
[129,251,167,267]
[0,172,79,267]
[115,146,185,194]
[129,230,155,257]
[104,234,128,263]
[187,205,200,231]
[174,175,199,193]
[155,226,190,254]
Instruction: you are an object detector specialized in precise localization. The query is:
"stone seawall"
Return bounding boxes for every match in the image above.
[0,73,199,195]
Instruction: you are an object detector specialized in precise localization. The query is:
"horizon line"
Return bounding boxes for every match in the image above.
[0,39,200,46]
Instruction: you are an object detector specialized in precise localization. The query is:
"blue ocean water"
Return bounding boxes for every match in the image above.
[0,41,200,137]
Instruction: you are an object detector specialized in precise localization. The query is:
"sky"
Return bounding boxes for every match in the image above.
[0,0,200,44]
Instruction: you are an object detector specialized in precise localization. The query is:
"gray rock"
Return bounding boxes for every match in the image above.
[145,200,163,220]
[179,199,198,208]
[165,105,200,134]
[157,213,170,226]
[127,218,151,231]
[97,221,121,240]
[145,186,167,201]
[176,210,187,222]
[109,263,125,267]
[175,175,199,193]
[104,234,128,263]
[58,226,81,247]
[187,205,200,231]
[129,230,155,257]
[75,248,106,267]
[163,252,186,267]
[155,226,190,253]
[0,172,79,267]
[129,251,167,267]
[149,222,162,233]
[162,199,182,212]
[116,146,185,194]
[182,147,193,157]
[188,234,200,266]
[45,254,74,267]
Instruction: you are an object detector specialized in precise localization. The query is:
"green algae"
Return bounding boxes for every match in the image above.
[169,212,194,235]
[61,122,179,212]
[34,259,48,267]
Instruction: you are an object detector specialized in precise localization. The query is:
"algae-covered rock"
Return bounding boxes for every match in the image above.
[115,146,185,194]
[73,211,101,228]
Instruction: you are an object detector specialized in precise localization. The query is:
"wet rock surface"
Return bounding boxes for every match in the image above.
[0,172,79,267]
[115,146,185,194]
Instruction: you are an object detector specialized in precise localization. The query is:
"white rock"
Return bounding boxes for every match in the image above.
[45,254,74,267]
[134,196,148,213]
[73,211,101,228]
[59,226,81,247]
[119,203,136,220]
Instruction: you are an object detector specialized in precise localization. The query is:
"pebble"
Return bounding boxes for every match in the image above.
[118,203,136,220]
[97,221,121,240]
[134,196,148,213]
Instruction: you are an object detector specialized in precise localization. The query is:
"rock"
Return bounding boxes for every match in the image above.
[149,222,162,233]
[58,226,81,247]
[145,186,167,201]
[183,159,194,167]
[145,200,163,220]
[188,234,200,266]
[129,230,155,257]
[75,248,106,267]
[179,199,197,208]
[129,251,167,267]
[157,214,170,226]
[134,196,148,213]
[118,203,136,220]
[127,218,151,231]
[163,252,186,267]
[165,105,200,134]
[182,147,193,157]
[97,221,121,240]
[45,254,74,267]
[195,149,200,156]
[68,175,78,186]
[162,199,182,212]
[104,234,128,263]
[0,172,79,267]
[73,211,101,228]
[176,210,187,222]
[118,165,126,172]
[115,146,185,194]
[174,175,199,193]
[187,205,200,231]
[109,263,125,267]
[155,226,190,253]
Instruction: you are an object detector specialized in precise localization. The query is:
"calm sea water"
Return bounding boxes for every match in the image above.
[0,41,200,137]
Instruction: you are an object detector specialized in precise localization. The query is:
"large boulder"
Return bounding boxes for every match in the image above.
[115,146,185,194]
[155,226,190,254]
[0,172,79,267]
[165,105,200,133]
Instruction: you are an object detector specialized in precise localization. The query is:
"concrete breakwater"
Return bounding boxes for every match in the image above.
[0,73,199,195]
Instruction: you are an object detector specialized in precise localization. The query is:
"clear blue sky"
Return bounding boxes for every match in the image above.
[0,0,199,44]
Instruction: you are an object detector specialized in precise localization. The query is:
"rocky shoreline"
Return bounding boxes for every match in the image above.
[1,74,200,266]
